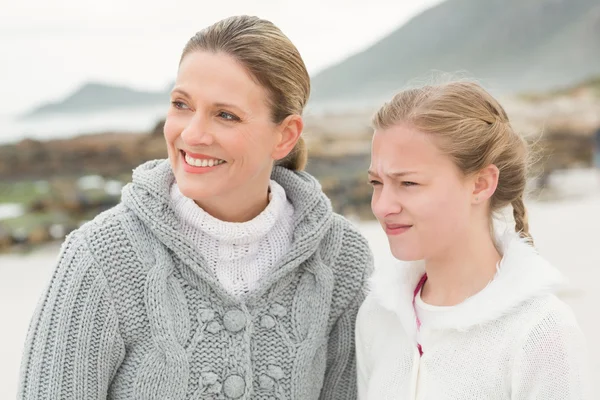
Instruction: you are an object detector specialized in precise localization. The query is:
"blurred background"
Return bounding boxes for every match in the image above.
[1,0,599,397]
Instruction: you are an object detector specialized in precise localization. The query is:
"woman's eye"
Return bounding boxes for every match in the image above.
[171,101,188,110]
[369,180,382,186]
[402,181,418,187]
[218,111,239,121]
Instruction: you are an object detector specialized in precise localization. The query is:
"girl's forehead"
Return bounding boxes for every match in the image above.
[373,128,442,161]
[370,127,460,179]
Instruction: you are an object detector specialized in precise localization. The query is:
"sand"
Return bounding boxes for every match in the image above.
[1,169,598,398]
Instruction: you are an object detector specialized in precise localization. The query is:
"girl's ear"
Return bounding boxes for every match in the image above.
[472,164,499,204]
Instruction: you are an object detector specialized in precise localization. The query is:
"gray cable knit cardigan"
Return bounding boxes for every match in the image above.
[18,160,374,400]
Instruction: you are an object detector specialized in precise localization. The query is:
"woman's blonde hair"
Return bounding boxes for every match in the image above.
[181,15,309,171]
[373,81,533,243]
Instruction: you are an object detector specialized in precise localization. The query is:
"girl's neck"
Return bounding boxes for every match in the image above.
[420,229,501,307]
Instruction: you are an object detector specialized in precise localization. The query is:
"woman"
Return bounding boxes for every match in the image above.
[357,82,588,399]
[18,16,373,400]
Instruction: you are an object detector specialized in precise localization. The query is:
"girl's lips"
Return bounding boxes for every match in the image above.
[384,224,412,235]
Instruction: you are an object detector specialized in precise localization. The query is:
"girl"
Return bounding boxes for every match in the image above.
[357,82,588,399]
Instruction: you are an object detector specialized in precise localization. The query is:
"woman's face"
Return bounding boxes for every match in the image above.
[164,51,295,217]
[369,124,478,261]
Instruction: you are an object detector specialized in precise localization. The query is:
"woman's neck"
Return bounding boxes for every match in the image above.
[196,192,270,223]
[194,175,272,223]
[420,228,501,307]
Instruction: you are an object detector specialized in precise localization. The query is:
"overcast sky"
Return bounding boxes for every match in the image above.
[0,0,444,115]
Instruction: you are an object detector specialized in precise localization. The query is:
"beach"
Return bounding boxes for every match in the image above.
[1,169,599,398]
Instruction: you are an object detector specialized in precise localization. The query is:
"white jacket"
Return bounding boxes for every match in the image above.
[356,232,589,399]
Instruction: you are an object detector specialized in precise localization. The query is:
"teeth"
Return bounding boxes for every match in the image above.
[184,153,224,168]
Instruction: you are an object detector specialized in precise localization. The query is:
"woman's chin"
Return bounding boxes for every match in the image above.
[175,175,220,201]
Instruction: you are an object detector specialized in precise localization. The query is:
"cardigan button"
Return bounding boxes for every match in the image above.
[261,315,276,329]
[223,374,245,398]
[266,365,284,380]
[201,371,219,385]
[206,321,222,334]
[223,309,247,332]
[259,374,275,390]
[198,309,216,323]
[269,304,287,317]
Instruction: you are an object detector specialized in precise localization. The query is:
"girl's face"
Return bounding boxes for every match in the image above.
[369,124,480,261]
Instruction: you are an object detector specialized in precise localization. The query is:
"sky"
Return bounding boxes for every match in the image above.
[0,0,444,116]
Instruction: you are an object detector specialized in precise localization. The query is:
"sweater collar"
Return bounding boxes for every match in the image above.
[120,159,334,303]
[369,231,565,339]
[169,179,289,245]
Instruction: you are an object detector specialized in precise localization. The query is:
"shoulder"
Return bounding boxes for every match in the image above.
[51,227,100,277]
[357,293,393,333]
[37,212,128,305]
[333,214,373,260]
[327,214,374,285]
[356,293,401,359]
[318,214,374,317]
[509,295,589,394]
[58,203,131,258]
[75,203,140,247]
[518,294,581,332]
[71,202,157,275]
[513,294,585,355]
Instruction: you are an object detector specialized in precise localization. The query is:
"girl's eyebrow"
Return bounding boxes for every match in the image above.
[367,170,418,178]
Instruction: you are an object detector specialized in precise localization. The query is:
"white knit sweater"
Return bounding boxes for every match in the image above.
[170,180,295,297]
[356,232,590,399]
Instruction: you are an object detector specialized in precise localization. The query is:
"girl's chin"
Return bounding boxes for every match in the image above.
[390,247,423,262]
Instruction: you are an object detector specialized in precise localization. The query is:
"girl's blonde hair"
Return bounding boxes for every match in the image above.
[373,81,532,243]
[181,15,309,171]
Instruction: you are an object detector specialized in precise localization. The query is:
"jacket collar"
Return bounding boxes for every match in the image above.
[369,231,565,339]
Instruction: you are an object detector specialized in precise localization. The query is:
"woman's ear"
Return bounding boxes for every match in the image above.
[272,115,303,160]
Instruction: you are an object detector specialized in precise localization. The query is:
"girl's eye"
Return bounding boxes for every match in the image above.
[218,111,240,121]
[402,181,418,187]
[171,101,189,110]
[369,180,382,186]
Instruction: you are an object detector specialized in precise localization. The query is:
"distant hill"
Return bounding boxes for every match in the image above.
[24,83,170,117]
[549,75,600,96]
[310,0,600,104]
[22,0,600,116]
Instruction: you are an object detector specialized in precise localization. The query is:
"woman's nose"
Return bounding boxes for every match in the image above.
[180,113,214,146]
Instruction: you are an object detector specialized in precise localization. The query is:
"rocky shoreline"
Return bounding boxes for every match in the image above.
[1,89,599,253]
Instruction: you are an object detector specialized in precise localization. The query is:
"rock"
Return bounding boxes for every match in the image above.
[0,225,11,251]
[151,119,165,136]
[28,226,51,245]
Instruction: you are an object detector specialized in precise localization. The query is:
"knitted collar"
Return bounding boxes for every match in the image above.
[120,159,334,303]
[369,231,565,340]
[169,179,288,245]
